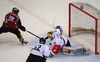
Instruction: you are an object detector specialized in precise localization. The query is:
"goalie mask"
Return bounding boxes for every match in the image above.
[47,32,54,39]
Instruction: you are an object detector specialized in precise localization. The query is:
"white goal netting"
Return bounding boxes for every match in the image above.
[69,2,100,54]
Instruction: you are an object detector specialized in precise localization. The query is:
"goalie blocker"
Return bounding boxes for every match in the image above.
[51,44,61,55]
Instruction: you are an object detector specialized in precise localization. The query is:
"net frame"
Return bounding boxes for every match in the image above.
[68,2,99,54]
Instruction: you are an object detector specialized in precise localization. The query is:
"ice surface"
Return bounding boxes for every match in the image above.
[0,0,100,62]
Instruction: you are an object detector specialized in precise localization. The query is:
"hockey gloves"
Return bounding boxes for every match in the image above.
[20,26,26,31]
[16,19,26,31]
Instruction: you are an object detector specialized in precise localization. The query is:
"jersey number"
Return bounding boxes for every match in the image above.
[34,45,41,51]
[7,15,15,22]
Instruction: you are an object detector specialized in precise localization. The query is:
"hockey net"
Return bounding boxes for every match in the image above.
[68,2,100,54]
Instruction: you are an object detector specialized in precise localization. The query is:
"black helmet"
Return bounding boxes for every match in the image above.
[39,38,46,44]
[55,25,63,34]
[55,26,61,29]
[12,7,19,13]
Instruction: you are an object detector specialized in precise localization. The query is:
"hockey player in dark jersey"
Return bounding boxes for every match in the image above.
[0,7,28,45]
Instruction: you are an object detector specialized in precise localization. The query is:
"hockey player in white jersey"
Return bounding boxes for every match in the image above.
[45,25,90,57]
[45,26,70,57]
[45,26,64,45]
[26,38,50,62]
[45,31,70,57]
[45,31,90,56]
[54,26,90,55]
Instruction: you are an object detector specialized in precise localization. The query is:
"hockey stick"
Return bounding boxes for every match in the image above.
[53,16,56,28]
[26,30,40,39]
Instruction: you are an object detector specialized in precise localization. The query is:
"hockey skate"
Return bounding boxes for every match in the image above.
[21,40,28,45]
[49,52,54,58]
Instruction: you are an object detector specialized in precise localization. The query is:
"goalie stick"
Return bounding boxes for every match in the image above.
[53,16,56,28]
[26,30,40,39]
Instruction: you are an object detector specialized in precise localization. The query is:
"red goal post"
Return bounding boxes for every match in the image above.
[68,2,100,54]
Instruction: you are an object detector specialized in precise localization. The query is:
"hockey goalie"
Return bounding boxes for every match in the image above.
[45,26,66,57]
[45,26,91,56]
